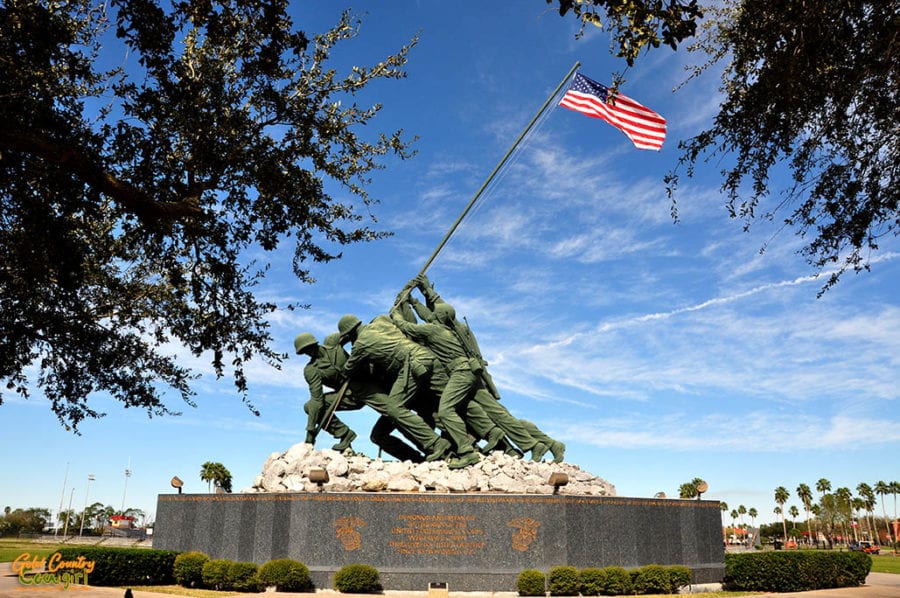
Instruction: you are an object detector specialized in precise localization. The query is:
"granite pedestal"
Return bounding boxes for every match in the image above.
[154,492,724,591]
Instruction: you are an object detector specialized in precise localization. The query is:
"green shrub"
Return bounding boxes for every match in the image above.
[667,565,692,592]
[724,551,871,592]
[257,558,312,592]
[173,551,209,588]
[201,559,231,590]
[333,563,381,593]
[517,569,546,596]
[633,564,671,594]
[590,566,633,596]
[54,546,177,586]
[548,565,580,596]
[227,561,260,592]
[579,568,603,596]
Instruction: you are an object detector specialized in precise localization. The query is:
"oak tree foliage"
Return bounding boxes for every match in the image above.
[554,0,899,291]
[668,0,899,290]
[549,0,703,66]
[0,0,417,430]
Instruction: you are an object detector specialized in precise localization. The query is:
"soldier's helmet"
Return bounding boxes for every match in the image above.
[433,303,456,325]
[293,332,318,354]
[323,332,344,347]
[337,314,363,337]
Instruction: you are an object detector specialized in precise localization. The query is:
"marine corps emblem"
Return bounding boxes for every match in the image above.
[507,517,540,552]
[333,516,367,551]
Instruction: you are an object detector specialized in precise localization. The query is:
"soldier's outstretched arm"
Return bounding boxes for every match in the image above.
[409,296,435,323]
[391,299,417,324]
[415,273,443,309]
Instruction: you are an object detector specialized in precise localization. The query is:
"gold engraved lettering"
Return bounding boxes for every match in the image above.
[507,517,541,552]
[389,514,485,556]
[334,516,367,551]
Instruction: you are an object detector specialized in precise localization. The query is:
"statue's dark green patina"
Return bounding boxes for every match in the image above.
[295,275,565,468]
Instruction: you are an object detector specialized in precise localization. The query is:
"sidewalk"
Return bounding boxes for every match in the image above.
[2,563,899,598]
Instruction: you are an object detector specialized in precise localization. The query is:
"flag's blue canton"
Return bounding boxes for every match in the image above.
[572,74,608,103]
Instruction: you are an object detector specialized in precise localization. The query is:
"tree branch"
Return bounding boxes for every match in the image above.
[0,130,204,222]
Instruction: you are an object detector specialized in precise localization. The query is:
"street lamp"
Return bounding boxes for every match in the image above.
[79,474,95,537]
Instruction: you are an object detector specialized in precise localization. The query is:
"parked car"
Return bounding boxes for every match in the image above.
[849,541,880,554]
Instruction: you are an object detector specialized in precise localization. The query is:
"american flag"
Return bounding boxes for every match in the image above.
[559,72,667,151]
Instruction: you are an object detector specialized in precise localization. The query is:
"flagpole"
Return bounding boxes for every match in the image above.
[324,64,582,440]
[415,61,581,278]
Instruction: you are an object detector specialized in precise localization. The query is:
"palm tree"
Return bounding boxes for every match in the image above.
[835,487,853,543]
[738,504,747,528]
[729,509,738,543]
[891,481,900,529]
[748,507,758,529]
[720,502,728,542]
[679,483,696,499]
[789,505,800,530]
[775,486,790,542]
[200,461,233,493]
[796,483,813,545]
[678,478,707,500]
[875,481,896,547]
[856,483,874,539]
[851,498,866,542]
[774,505,783,542]
[817,478,832,504]
[200,462,216,492]
[810,503,823,545]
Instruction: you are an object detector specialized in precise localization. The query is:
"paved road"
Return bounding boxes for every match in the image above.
[2,563,899,598]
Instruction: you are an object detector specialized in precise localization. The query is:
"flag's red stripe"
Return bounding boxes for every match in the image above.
[560,92,666,149]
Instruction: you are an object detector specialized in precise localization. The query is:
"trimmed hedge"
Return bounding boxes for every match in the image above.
[227,561,260,592]
[632,564,671,595]
[173,551,209,587]
[549,565,580,596]
[201,559,231,590]
[54,546,177,586]
[724,551,871,592]
[580,566,632,596]
[333,563,382,593]
[257,558,313,592]
[667,565,691,591]
[517,569,547,596]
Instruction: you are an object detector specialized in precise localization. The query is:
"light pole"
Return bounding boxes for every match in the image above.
[55,462,69,537]
[78,474,95,537]
[62,486,75,538]
[121,460,132,512]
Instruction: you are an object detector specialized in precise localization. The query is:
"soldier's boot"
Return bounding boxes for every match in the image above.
[481,427,506,454]
[531,442,549,462]
[504,444,524,459]
[424,437,452,462]
[447,451,481,470]
[550,440,566,463]
[332,430,357,452]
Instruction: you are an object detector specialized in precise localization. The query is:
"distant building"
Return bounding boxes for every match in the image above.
[110,515,135,529]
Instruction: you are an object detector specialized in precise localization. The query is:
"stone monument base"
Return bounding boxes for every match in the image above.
[154,492,724,591]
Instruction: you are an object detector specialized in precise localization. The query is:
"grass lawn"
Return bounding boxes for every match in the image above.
[0,539,63,563]
[871,553,900,574]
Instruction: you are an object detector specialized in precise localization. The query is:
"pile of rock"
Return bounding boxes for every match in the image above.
[245,442,615,496]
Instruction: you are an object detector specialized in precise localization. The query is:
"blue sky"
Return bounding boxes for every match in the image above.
[2,2,898,529]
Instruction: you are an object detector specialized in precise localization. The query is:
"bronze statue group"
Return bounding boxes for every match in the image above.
[294,275,565,469]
